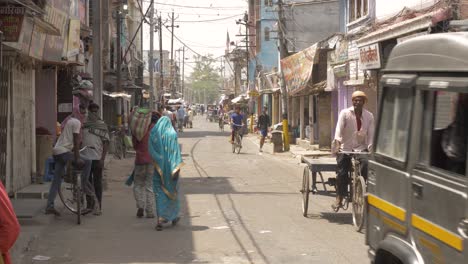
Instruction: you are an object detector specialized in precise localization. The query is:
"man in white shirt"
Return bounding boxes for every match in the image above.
[46,104,88,216]
[332,91,374,210]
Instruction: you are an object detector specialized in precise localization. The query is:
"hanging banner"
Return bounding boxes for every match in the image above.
[280,44,318,95]
[67,19,81,57]
[359,43,382,70]
[0,7,26,42]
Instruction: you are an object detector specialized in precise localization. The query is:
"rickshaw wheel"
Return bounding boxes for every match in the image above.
[352,175,366,232]
[301,166,310,217]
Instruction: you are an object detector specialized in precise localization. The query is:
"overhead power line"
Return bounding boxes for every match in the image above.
[145,1,245,10]
[163,25,203,57]
[177,14,243,23]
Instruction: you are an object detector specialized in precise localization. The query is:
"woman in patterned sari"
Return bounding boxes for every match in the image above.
[149,116,183,231]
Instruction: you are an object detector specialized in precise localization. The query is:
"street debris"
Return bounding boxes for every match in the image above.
[32,255,51,261]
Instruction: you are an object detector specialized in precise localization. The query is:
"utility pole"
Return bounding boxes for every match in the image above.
[149,1,155,109]
[182,46,185,99]
[158,14,164,105]
[169,12,179,98]
[116,3,123,126]
[277,0,290,151]
[92,0,103,116]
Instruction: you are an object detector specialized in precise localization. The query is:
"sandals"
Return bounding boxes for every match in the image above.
[155,217,180,231]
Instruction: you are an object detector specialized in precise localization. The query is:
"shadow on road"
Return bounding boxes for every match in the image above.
[177,130,230,138]
[181,177,297,196]
[319,212,353,225]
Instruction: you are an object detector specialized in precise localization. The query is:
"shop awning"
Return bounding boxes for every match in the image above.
[103,91,132,99]
[260,88,281,94]
[231,94,249,104]
[291,80,327,97]
[33,17,61,36]
[280,43,318,96]
[357,8,451,47]
[167,98,184,105]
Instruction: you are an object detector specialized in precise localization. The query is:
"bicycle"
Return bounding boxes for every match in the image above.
[219,116,225,131]
[335,151,369,232]
[58,148,91,225]
[231,123,244,154]
[110,127,127,159]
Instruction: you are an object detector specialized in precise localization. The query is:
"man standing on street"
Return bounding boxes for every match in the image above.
[45,104,88,216]
[332,91,374,210]
[0,182,20,264]
[82,103,109,215]
[131,112,160,218]
[258,106,271,152]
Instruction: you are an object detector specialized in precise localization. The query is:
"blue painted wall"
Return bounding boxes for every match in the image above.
[250,0,279,83]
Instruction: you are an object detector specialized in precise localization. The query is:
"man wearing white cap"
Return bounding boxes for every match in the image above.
[332,90,374,210]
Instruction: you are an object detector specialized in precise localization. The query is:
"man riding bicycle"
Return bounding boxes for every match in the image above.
[332,91,374,210]
[230,106,244,143]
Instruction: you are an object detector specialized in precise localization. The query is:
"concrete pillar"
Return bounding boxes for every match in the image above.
[299,96,305,139]
[309,94,314,144]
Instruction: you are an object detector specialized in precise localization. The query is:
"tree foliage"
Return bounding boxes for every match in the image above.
[188,55,222,105]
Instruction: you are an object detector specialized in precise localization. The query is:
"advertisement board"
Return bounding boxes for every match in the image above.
[359,43,381,70]
[0,7,25,42]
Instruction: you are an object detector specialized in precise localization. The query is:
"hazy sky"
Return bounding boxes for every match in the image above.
[142,0,248,75]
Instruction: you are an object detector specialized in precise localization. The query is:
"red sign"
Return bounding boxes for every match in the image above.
[0,7,25,42]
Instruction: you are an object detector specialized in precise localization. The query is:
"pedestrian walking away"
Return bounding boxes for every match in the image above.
[331,90,374,210]
[176,106,186,132]
[149,116,183,231]
[45,104,96,216]
[131,111,161,219]
[81,103,110,215]
[258,106,271,152]
[0,182,20,264]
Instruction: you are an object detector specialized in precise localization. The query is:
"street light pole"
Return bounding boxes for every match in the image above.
[116,3,123,126]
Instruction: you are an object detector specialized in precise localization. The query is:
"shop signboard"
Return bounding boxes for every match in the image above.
[29,25,46,60]
[280,44,317,95]
[359,43,381,70]
[67,19,81,57]
[43,3,69,62]
[0,7,25,42]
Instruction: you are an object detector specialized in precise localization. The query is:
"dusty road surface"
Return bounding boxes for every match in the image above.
[19,116,368,264]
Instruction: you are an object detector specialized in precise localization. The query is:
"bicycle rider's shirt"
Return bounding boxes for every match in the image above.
[334,107,374,152]
[53,117,81,156]
[231,113,243,128]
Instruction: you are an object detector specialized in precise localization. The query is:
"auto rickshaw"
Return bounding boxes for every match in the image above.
[367,32,467,263]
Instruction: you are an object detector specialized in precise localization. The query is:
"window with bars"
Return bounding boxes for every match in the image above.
[348,0,368,23]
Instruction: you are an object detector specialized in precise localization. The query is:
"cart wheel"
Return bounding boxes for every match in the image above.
[301,166,310,217]
[352,176,366,232]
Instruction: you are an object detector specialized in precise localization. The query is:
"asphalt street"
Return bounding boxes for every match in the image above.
[20,116,368,264]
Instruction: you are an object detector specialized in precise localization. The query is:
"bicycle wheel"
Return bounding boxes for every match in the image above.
[76,173,82,225]
[352,175,366,232]
[301,166,310,217]
[236,135,242,154]
[59,175,79,214]
[232,138,236,153]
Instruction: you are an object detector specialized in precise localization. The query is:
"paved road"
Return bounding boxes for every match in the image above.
[20,116,368,264]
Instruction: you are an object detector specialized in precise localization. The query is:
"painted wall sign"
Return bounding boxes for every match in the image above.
[43,4,69,61]
[67,19,81,57]
[359,43,381,70]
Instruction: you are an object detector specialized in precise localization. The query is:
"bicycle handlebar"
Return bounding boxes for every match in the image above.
[231,123,244,127]
[339,151,370,156]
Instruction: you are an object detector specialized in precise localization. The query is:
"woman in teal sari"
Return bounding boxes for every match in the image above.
[149,116,183,231]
